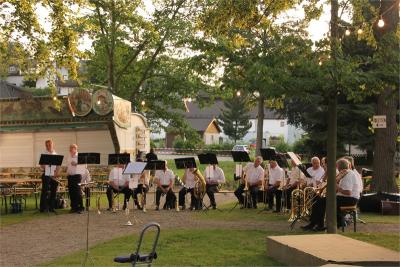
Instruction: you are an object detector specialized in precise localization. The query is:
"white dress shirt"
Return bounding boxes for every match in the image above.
[109,167,130,187]
[184,169,196,189]
[269,165,284,185]
[66,152,87,176]
[306,166,325,186]
[352,169,363,195]
[43,150,57,176]
[338,170,362,199]
[244,163,264,185]
[155,169,175,186]
[204,165,225,184]
[288,166,304,185]
[129,171,150,189]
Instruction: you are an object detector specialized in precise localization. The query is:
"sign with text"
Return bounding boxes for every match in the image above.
[372,115,386,128]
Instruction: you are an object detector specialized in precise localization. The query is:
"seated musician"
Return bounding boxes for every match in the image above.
[40,139,60,213]
[306,157,325,187]
[336,158,362,227]
[66,144,88,214]
[106,164,132,211]
[234,156,264,209]
[285,158,305,208]
[343,156,363,197]
[178,167,196,210]
[154,161,176,210]
[267,160,284,212]
[205,164,225,209]
[132,167,150,210]
[301,157,327,231]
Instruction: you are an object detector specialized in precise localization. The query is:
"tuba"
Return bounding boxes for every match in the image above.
[302,186,316,217]
[192,168,206,199]
[288,187,304,222]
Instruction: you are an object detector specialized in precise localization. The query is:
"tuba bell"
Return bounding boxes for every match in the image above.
[288,188,304,222]
[192,168,206,200]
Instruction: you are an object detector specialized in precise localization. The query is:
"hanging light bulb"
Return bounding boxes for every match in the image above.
[357,28,363,35]
[345,29,351,36]
[141,100,145,106]
[236,91,241,97]
[318,61,323,66]
[97,100,101,105]
[377,18,385,28]
[53,96,57,101]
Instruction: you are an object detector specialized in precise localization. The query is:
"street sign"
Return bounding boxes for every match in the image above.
[372,115,386,128]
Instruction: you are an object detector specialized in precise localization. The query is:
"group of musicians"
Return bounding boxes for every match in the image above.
[40,140,363,229]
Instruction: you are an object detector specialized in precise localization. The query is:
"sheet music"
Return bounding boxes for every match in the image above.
[287,152,301,166]
[235,164,243,177]
[123,162,147,174]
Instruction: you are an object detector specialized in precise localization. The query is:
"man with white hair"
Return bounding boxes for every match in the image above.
[306,157,325,186]
[234,156,264,209]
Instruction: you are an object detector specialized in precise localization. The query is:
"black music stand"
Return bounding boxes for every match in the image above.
[39,154,64,215]
[230,151,250,211]
[77,153,100,267]
[174,157,197,169]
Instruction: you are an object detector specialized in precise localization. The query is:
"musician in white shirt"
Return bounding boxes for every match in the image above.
[343,156,363,196]
[285,159,305,208]
[178,167,196,210]
[106,164,132,210]
[306,157,325,186]
[234,156,264,209]
[154,161,176,210]
[66,144,88,213]
[336,158,362,227]
[131,159,150,210]
[267,160,285,212]
[204,164,225,209]
[39,139,60,212]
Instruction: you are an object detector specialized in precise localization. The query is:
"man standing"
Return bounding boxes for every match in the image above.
[204,164,225,209]
[145,148,158,161]
[40,140,59,212]
[267,160,284,212]
[234,156,264,209]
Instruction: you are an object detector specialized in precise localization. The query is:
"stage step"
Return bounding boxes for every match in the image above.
[266,234,399,266]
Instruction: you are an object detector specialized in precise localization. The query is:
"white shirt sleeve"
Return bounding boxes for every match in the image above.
[217,167,226,183]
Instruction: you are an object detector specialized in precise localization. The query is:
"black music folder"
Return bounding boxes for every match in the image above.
[174,157,197,169]
[198,153,218,165]
[259,148,277,161]
[39,154,64,166]
[231,151,251,162]
[108,153,131,165]
[78,153,100,165]
[275,153,289,168]
[298,164,312,178]
[145,160,166,170]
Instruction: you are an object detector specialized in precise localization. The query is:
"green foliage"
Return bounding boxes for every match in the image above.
[218,97,252,143]
[273,137,292,153]
[203,142,235,151]
[172,136,197,150]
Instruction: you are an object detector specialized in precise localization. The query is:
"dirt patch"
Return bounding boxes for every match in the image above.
[1,194,398,267]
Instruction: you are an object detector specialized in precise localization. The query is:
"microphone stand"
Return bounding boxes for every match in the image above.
[80,182,95,267]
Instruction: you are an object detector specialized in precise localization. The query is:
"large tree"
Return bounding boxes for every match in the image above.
[218,97,252,143]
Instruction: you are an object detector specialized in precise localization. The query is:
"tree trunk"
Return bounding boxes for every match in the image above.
[326,0,339,234]
[371,0,399,193]
[256,96,265,157]
[372,88,398,192]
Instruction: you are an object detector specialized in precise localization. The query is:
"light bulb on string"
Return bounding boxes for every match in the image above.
[345,29,351,36]
[377,18,385,28]
[318,61,323,66]
[141,100,145,106]
[236,91,241,97]
[53,96,57,101]
[357,28,363,35]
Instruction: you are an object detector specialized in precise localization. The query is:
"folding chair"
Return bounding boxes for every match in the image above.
[114,222,161,267]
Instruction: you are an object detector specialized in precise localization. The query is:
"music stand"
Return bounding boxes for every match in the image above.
[230,151,250,211]
[39,154,64,215]
[77,153,100,267]
[108,154,131,211]
[174,157,197,169]
[123,162,147,226]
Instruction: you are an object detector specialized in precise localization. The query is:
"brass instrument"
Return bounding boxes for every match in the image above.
[288,187,304,222]
[192,168,206,200]
[302,186,315,217]
[136,172,148,212]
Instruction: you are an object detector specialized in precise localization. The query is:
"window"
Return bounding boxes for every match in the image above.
[280,121,285,127]
[9,66,16,72]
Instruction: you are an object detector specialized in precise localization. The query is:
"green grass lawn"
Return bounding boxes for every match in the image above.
[342,232,400,251]
[39,229,284,267]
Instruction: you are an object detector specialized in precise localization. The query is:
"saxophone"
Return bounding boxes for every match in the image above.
[192,168,206,200]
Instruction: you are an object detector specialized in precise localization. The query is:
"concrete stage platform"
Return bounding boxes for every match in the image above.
[266,234,400,266]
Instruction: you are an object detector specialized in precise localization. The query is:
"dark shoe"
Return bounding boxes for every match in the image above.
[313,226,326,232]
[273,210,280,213]
[106,208,112,211]
[300,224,315,230]
[182,205,186,210]
[253,205,257,209]
[69,209,77,214]
[212,206,216,210]
[76,210,83,214]
[155,206,159,211]
[122,202,127,210]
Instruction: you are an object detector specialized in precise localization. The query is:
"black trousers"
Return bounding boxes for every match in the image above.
[156,185,176,209]
[206,184,219,207]
[285,186,296,208]
[40,174,58,212]
[133,184,149,207]
[106,185,132,209]
[179,187,195,206]
[234,184,259,208]
[337,196,358,227]
[310,196,326,227]
[267,186,282,211]
[67,174,83,211]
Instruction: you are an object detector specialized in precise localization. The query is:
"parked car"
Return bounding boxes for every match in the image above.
[232,145,249,152]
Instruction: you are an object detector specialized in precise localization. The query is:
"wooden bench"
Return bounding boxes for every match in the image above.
[339,205,357,232]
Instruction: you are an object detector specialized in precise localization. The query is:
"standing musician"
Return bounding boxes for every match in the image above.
[336,158,362,227]
[266,159,284,212]
[106,164,132,210]
[178,167,196,210]
[204,164,225,210]
[40,139,60,213]
[154,161,176,210]
[306,157,325,187]
[284,158,305,208]
[145,148,158,161]
[234,156,264,209]
[66,144,88,214]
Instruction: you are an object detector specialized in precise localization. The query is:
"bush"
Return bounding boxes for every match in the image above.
[173,137,197,150]
[203,142,234,151]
